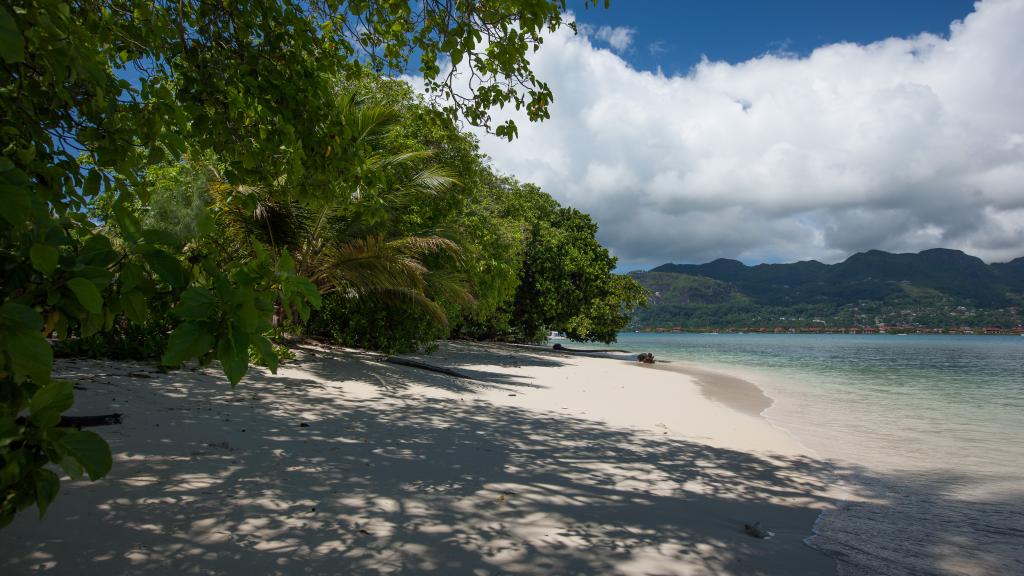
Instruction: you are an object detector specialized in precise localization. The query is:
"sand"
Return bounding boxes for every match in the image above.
[1,341,838,575]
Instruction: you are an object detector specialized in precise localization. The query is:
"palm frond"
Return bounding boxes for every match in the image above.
[208,180,308,255]
[323,236,426,295]
[371,149,434,169]
[388,235,462,260]
[372,287,450,327]
[398,165,459,196]
[348,103,401,144]
[425,269,476,308]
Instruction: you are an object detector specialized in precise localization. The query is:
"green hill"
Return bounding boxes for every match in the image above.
[632,249,1024,330]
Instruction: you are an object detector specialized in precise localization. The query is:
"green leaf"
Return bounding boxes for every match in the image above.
[120,262,144,292]
[81,235,113,255]
[0,416,22,448]
[121,290,146,324]
[251,334,278,373]
[79,311,104,338]
[0,301,43,331]
[30,244,59,276]
[0,7,24,64]
[60,431,112,481]
[66,277,103,314]
[58,455,85,481]
[195,209,215,236]
[147,145,165,165]
[175,288,217,320]
[29,381,74,429]
[79,236,117,267]
[114,201,143,243]
[4,327,52,384]
[277,250,297,273]
[161,322,214,366]
[143,249,187,291]
[233,290,258,332]
[0,157,32,226]
[73,265,115,286]
[142,228,180,247]
[33,469,60,518]
[83,169,101,198]
[217,328,249,386]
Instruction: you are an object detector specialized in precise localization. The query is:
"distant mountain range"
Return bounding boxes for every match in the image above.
[629,249,1024,330]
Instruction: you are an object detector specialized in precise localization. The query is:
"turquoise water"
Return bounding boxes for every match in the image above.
[581,333,1024,576]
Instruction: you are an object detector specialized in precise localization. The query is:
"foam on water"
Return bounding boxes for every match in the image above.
[583,333,1024,575]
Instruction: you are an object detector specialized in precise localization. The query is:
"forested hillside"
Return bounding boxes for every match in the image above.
[631,249,1024,329]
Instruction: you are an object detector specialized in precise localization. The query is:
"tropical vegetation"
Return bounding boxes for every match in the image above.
[0,0,644,527]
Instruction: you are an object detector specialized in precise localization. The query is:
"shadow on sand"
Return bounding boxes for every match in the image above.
[4,346,1016,575]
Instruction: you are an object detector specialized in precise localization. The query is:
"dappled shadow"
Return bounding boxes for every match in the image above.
[19,348,1017,576]
[400,341,586,368]
[808,467,1024,576]
[14,346,1018,575]
[0,349,841,575]
[294,342,552,393]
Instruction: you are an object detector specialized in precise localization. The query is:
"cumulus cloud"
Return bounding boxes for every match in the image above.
[580,24,635,52]
[464,0,1024,268]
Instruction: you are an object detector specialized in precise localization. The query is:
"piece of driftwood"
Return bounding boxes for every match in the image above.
[551,343,631,353]
[382,356,477,381]
[59,413,123,428]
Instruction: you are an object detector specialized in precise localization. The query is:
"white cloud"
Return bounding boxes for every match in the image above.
[648,41,668,56]
[581,24,636,52]
[460,1,1024,267]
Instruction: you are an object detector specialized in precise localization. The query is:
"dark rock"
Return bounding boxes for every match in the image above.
[743,521,772,538]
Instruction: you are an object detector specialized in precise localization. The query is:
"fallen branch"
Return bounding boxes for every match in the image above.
[382,356,477,381]
[552,343,631,353]
[59,413,123,428]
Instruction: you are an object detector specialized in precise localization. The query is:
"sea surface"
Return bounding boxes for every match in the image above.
[580,333,1024,576]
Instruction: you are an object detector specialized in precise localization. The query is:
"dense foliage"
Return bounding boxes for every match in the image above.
[631,249,1024,330]
[1,0,644,527]
[492,185,646,342]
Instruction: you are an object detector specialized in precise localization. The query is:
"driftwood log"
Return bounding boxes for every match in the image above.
[382,356,477,381]
[551,343,631,353]
[14,413,124,429]
[60,413,123,428]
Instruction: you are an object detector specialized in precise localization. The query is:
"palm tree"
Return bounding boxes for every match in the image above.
[207,90,472,329]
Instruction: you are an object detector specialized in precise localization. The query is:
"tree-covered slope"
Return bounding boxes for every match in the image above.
[634,249,1024,329]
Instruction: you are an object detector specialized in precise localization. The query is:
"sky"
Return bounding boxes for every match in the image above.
[452,0,1024,270]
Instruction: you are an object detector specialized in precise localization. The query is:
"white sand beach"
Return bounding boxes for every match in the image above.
[1,342,838,575]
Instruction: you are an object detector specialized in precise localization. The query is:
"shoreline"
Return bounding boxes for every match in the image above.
[643,361,774,417]
[1,341,838,575]
[610,333,1024,576]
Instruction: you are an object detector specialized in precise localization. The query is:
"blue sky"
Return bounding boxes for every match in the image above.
[573,0,977,75]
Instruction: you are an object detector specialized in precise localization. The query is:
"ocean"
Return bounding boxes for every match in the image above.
[581,333,1024,576]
